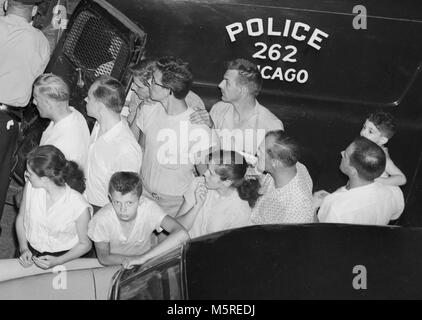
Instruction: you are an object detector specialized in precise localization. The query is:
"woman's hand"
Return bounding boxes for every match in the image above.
[32,255,60,270]
[19,249,34,268]
[195,182,208,204]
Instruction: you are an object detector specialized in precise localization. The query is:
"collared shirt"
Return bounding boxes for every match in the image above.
[318,183,405,225]
[85,121,143,207]
[0,14,50,106]
[137,103,218,196]
[251,162,315,225]
[40,107,90,169]
[184,177,251,239]
[88,196,166,255]
[24,182,92,253]
[210,100,284,158]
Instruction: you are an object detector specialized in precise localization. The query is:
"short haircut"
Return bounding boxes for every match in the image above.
[349,136,386,181]
[367,111,395,139]
[34,74,70,102]
[91,75,125,113]
[130,59,156,85]
[155,56,193,99]
[265,130,299,167]
[226,58,262,97]
[108,171,143,197]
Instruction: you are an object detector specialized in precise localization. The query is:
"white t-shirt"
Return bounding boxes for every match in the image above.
[184,178,251,239]
[24,182,92,253]
[40,107,90,169]
[0,14,50,106]
[251,162,315,224]
[88,197,167,255]
[318,183,405,225]
[137,103,218,196]
[85,121,143,207]
[210,100,284,158]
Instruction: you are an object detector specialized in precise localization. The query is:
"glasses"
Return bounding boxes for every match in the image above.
[151,75,169,90]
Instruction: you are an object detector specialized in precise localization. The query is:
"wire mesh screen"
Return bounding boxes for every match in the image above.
[63,10,130,86]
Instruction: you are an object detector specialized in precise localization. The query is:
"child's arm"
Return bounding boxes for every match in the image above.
[376,155,407,186]
[93,241,135,266]
[124,216,190,268]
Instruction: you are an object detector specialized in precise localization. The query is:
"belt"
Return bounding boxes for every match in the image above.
[0,103,24,122]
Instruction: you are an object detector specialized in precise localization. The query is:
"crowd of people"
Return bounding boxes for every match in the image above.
[0,0,405,271]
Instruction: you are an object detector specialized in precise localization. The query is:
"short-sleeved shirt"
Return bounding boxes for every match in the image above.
[88,197,167,255]
[185,178,251,239]
[318,183,405,225]
[251,162,315,224]
[137,103,218,196]
[210,100,284,157]
[24,182,92,253]
[85,121,143,206]
[0,14,50,106]
[40,107,90,169]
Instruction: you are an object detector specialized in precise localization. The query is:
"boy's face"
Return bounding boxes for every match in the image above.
[110,191,140,222]
[360,120,387,146]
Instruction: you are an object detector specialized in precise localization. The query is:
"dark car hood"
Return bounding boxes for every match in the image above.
[184,224,422,299]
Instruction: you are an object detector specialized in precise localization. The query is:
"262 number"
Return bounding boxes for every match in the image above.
[253,42,297,62]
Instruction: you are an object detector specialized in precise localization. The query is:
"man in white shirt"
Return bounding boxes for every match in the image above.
[316,136,404,225]
[136,56,218,216]
[190,58,283,166]
[0,0,50,223]
[33,74,90,169]
[85,76,143,212]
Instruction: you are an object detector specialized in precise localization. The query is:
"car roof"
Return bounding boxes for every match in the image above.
[184,224,422,299]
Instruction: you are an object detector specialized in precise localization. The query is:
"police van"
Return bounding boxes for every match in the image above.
[19,0,422,226]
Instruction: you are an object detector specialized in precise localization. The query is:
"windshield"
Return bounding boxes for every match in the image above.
[115,246,184,300]
[118,261,182,300]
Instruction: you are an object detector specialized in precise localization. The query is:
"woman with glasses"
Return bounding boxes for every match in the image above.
[15,145,93,270]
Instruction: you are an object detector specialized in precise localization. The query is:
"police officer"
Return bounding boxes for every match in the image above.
[0,0,50,227]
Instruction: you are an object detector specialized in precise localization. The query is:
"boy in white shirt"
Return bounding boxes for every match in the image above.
[360,111,406,186]
[88,171,189,267]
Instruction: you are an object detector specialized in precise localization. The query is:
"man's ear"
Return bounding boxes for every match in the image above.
[31,5,38,18]
[271,158,283,168]
[3,0,8,13]
[380,136,388,146]
[349,166,359,178]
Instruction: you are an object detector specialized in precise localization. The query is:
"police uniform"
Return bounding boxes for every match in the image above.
[0,0,50,224]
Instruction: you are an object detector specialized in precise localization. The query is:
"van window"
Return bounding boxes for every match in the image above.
[63,10,131,85]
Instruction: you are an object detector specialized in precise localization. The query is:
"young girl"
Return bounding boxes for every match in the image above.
[16,145,92,270]
[177,150,260,238]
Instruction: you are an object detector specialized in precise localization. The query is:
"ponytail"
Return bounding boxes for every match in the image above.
[27,145,86,194]
[236,178,261,208]
[62,160,86,193]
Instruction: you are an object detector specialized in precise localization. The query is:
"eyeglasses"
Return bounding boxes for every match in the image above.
[151,75,169,90]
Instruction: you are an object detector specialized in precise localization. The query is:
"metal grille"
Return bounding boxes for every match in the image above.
[63,10,130,85]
